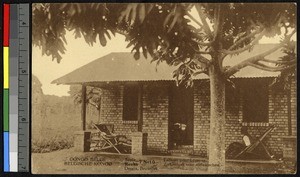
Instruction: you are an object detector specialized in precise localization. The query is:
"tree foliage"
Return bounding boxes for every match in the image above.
[271,41,297,90]
[68,85,102,110]
[33,3,296,85]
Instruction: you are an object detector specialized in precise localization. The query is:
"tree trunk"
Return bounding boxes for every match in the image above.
[208,64,226,173]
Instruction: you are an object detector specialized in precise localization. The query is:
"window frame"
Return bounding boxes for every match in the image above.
[242,80,269,123]
[122,84,140,121]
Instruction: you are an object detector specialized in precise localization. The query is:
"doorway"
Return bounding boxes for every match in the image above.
[168,84,194,150]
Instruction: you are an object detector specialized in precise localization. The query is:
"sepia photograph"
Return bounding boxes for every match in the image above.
[31,3,297,174]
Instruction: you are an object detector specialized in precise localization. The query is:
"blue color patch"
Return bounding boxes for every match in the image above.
[4,132,10,172]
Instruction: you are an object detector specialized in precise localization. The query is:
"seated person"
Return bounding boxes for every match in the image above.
[226,127,274,159]
[242,127,274,159]
[241,126,252,147]
[171,123,187,148]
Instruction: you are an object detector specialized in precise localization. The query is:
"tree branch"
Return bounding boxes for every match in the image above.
[260,58,296,64]
[220,30,265,55]
[189,40,212,56]
[248,62,296,72]
[193,70,208,76]
[195,4,213,38]
[227,28,264,51]
[194,53,211,64]
[224,29,296,77]
[180,54,210,77]
[191,38,212,46]
[195,50,211,55]
[212,4,221,41]
[184,62,193,71]
[212,4,224,72]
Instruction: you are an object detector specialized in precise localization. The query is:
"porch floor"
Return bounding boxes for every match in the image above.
[32,148,296,174]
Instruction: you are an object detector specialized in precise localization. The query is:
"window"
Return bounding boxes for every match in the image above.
[123,84,139,121]
[243,81,268,122]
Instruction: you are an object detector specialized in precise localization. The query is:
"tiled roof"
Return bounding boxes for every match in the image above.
[52,44,285,85]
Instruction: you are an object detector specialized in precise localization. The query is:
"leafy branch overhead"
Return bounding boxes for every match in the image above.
[69,85,102,110]
[33,3,296,84]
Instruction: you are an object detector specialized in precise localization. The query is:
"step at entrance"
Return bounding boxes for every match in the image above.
[169,145,194,156]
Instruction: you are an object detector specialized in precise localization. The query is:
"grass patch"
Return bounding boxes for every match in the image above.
[32,134,74,153]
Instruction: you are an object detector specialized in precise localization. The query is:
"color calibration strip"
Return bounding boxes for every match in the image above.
[3,3,30,172]
[3,3,10,172]
[9,4,19,172]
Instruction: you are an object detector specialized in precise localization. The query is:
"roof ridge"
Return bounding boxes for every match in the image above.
[52,44,283,85]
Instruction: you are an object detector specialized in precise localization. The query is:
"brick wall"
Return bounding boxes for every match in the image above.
[282,136,297,159]
[193,81,210,156]
[142,83,169,152]
[99,83,169,151]
[267,76,297,156]
[98,77,296,156]
[224,83,241,152]
[99,85,138,137]
[267,85,288,156]
[193,78,296,157]
[290,78,296,136]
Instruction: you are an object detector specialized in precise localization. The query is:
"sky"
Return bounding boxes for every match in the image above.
[32,33,130,96]
[32,6,295,97]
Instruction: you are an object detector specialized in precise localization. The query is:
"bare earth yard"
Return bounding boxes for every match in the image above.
[32,148,296,174]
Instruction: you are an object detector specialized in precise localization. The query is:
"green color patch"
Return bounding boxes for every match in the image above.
[3,89,9,131]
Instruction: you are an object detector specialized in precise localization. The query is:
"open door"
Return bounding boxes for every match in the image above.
[168,84,194,149]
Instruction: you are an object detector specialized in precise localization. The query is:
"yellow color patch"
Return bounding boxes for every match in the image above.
[3,47,9,89]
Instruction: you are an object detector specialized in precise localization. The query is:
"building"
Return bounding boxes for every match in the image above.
[52,44,296,158]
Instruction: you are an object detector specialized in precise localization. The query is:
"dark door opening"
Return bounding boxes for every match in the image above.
[168,84,194,149]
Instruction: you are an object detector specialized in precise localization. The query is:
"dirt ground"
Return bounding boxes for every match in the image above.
[31,148,296,174]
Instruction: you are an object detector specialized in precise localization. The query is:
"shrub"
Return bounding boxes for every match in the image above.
[32,134,74,153]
